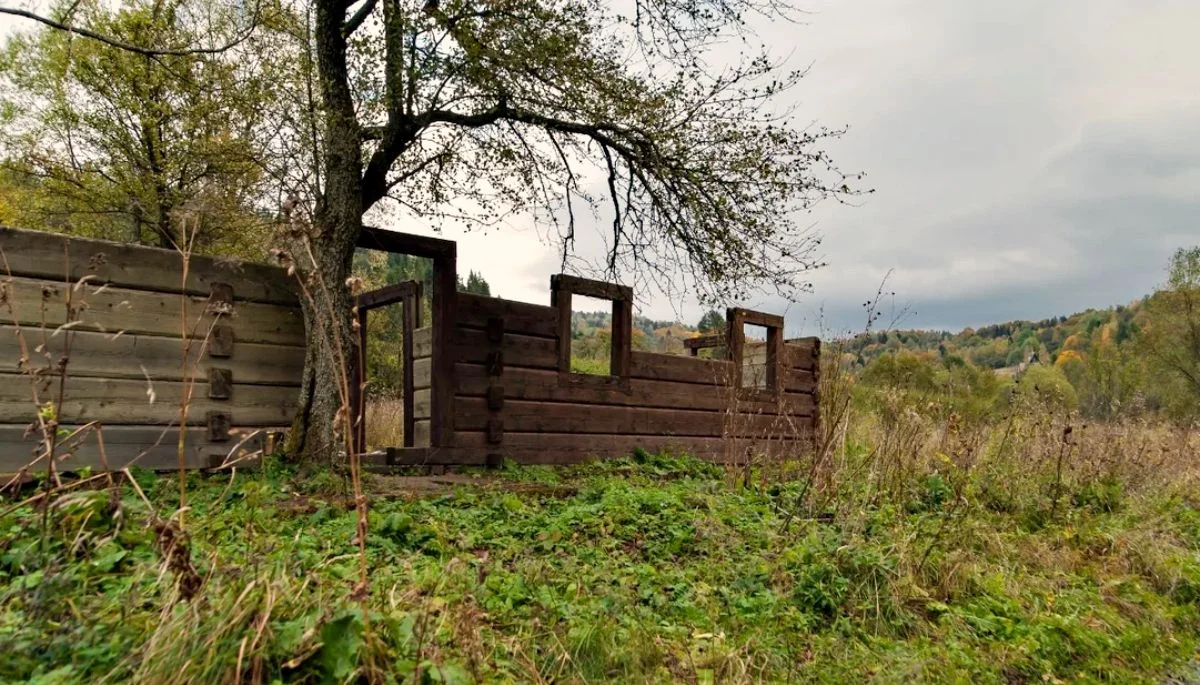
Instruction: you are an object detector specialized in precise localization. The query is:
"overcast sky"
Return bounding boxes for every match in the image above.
[3,0,1197,336]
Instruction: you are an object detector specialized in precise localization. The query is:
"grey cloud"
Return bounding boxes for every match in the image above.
[439,1,1200,338]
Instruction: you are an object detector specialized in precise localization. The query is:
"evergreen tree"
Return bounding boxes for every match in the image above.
[697,310,726,334]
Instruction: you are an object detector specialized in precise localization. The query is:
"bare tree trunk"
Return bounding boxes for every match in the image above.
[284,0,365,466]
[284,223,359,465]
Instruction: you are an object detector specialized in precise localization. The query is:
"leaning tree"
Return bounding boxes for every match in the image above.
[3,0,862,464]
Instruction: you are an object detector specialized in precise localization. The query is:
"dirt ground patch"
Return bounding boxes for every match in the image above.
[363,472,576,499]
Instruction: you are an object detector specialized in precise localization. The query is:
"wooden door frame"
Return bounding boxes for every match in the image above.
[355,226,457,455]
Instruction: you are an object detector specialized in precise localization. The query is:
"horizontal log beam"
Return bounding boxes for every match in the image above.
[0,423,276,474]
[0,275,304,346]
[357,226,455,259]
[0,373,298,425]
[457,293,558,339]
[0,326,304,385]
[549,273,633,302]
[452,397,813,437]
[356,280,421,310]
[454,363,814,412]
[384,433,813,466]
[0,226,299,305]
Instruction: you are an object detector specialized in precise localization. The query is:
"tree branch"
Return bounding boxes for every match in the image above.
[342,0,378,38]
[0,5,260,57]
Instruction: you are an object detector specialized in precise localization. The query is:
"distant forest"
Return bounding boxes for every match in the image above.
[842,305,1142,371]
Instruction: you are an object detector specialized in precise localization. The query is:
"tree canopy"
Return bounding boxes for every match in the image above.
[0,0,296,255]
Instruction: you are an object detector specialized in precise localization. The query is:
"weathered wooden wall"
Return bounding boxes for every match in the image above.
[0,226,303,474]
[387,291,820,466]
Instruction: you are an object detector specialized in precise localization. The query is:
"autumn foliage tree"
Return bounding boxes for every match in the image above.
[1139,247,1200,421]
[0,0,298,255]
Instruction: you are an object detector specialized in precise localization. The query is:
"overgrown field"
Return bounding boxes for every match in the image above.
[3,407,1200,683]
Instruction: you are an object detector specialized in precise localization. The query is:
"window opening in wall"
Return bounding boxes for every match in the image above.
[742,323,770,390]
[551,274,632,385]
[570,294,614,376]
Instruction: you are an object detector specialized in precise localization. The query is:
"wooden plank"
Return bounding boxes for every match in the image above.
[450,397,813,437]
[457,292,558,338]
[352,307,368,454]
[454,363,814,415]
[550,274,633,302]
[0,423,275,474]
[452,432,813,458]
[783,369,817,394]
[208,368,233,399]
[0,327,304,385]
[486,385,504,411]
[683,336,815,359]
[412,419,431,448]
[611,296,632,377]
[0,275,305,345]
[356,280,420,310]
[357,226,456,260]
[684,334,727,352]
[806,337,822,435]
[207,411,232,441]
[486,418,503,444]
[629,351,735,385]
[785,339,820,371]
[412,326,433,358]
[786,337,820,355]
[0,373,298,425]
[629,351,814,392]
[0,226,298,305]
[552,286,571,372]
[730,307,785,330]
[210,324,234,357]
[401,291,416,448]
[413,357,432,390]
[451,326,558,369]
[412,388,432,419]
[431,246,456,447]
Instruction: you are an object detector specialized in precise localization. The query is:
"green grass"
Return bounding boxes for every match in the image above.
[2,450,1199,683]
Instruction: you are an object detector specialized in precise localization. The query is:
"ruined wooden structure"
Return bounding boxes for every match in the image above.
[0,225,819,474]
[356,228,820,467]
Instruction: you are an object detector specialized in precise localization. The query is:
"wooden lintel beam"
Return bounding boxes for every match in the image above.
[549,274,633,302]
[728,307,785,330]
[357,225,456,259]
[356,280,420,310]
[683,334,727,350]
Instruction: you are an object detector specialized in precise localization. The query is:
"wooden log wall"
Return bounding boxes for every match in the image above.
[0,226,304,474]
[388,291,820,466]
